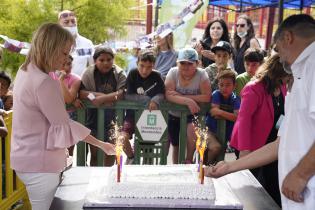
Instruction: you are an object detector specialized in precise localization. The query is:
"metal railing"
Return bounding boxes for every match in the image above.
[0,112,30,210]
[75,100,227,166]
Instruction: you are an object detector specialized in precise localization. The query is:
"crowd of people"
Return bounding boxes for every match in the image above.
[0,9,314,210]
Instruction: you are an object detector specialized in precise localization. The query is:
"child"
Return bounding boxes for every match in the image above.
[54,55,82,156]
[165,48,211,164]
[57,55,82,109]
[120,50,165,164]
[80,47,126,166]
[205,70,240,163]
[0,71,12,110]
[204,41,237,91]
[235,48,264,97]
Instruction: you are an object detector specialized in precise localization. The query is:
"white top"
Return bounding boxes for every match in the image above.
[278,41,315,209]
[71,34,94,77]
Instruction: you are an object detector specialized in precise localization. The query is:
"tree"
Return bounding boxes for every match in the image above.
[0,0,132,75]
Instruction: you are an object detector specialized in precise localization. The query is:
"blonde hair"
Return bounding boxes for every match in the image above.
[155,33,174,54]
[22,23,74,73]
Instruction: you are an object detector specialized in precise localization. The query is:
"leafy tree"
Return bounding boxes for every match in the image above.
[0,0,132,76]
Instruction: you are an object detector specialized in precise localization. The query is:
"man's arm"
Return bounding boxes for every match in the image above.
[205,138,279,178]
[281,141,315,202]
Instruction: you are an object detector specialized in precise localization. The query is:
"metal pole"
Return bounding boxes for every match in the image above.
[146,0,153,34]
[265,7,275,50]
[278,0,284,24]
[154,0,159,28]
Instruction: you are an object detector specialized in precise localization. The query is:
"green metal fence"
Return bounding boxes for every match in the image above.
[75,100,227,166]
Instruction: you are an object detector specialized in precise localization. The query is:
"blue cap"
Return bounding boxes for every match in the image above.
[177,48,198,63]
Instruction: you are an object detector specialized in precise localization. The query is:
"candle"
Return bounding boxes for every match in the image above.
[120,155,123,172]
[200,167,204,184]
[195,129,201,171]
[117,163,121,183]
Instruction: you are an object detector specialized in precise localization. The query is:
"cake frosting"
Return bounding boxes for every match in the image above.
[102,165,215,200]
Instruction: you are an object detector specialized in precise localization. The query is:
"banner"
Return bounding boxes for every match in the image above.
[159,0,209,49]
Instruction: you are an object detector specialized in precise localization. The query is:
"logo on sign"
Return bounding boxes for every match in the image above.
[147,114,157,126]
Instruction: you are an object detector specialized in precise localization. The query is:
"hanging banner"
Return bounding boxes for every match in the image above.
[159,0,209,49]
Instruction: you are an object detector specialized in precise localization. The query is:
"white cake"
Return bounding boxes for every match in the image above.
[102,165,215,200]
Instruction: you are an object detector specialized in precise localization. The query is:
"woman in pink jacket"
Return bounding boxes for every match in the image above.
[230,54,292,206]
[10,23,115,210]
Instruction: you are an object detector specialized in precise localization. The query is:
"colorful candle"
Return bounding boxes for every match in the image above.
[195,129,201,171]
[117,159,121,183]
[199,140,206,179]
[115,137,123,183]
[200,167,204,184]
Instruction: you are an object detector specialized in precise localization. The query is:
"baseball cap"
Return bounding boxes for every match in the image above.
[177,48,198,63]
[211,41,232,54]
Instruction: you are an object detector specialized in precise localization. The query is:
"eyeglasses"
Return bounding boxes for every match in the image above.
[236,24,246,28]
[59,12,75,19]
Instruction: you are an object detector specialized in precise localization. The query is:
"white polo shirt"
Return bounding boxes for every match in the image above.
[278,41,315,209]
[71,34,94,77]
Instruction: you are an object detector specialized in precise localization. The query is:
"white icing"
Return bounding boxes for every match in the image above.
[102,165,215,200]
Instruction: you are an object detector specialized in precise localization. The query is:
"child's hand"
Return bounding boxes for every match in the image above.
[185,98,200,114]
[0,109,8,116]
[167,90,181,96]
[57,70,67,81]
[148,101,158,111]
[91,96,103,107]
[73,99,84,109]
[210,107,222,118]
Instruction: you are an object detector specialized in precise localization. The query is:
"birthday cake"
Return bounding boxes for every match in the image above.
[102,165,215,200]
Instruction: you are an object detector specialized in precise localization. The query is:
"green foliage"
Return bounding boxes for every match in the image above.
[115,52,128,70]
[0,0,132,76]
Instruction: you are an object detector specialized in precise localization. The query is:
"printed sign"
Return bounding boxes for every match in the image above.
[136,110,167,142]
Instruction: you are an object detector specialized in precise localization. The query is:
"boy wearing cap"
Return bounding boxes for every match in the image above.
[165,48,211,164]
[235,48,264,97]
[204,41,237,92]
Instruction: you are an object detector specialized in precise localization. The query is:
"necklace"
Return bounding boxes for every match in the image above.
[273,95,281,107]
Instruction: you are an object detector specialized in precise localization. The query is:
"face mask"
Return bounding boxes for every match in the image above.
[279,58,293,74]
[237,31,247,38]
[64,26,78,36]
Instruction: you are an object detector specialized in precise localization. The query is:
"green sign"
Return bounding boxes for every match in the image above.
[147,114,157,126]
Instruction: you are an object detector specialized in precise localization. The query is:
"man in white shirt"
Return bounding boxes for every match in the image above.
[58,10,94,77]
[205,14,315,209]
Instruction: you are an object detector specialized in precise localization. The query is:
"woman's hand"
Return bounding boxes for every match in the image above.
[201,50,215,61]
[101,142,116,156]
[205,161,231,178]
[195,43,203,54]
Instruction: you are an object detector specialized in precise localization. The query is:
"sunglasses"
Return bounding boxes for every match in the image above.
[236,24,246,28]
[59,12,75,19]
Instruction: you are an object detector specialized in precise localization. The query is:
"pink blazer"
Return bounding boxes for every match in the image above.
[230,81,287,151]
